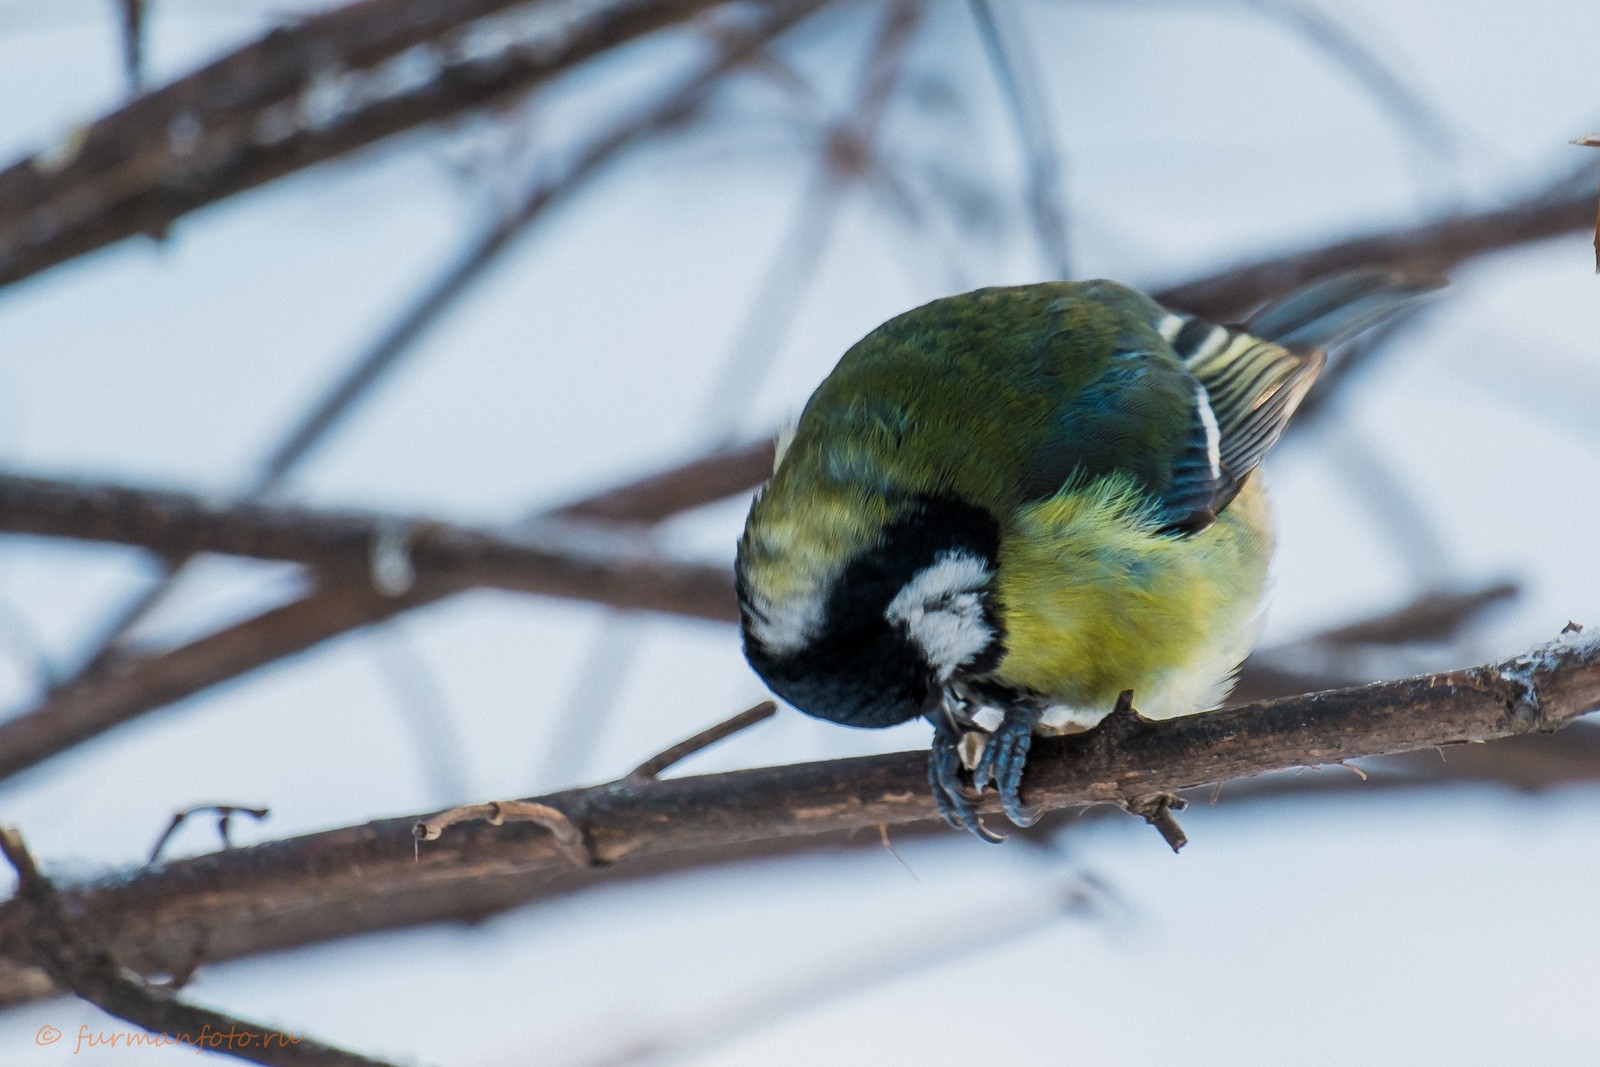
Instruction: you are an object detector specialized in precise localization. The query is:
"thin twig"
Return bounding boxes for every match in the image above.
[629,701,779,780]
[414,800,593,867]
[1573,135,1600,270]
[967,0,1071,278]
[149,804,270,865]
[585,877,1095,1066]
[1127,793,1188,853]
[695,0,925,427]
[114,0,147,96]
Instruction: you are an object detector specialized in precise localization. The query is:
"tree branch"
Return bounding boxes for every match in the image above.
[547,439,774,524]
[62,1,817,678]
[1,631,1594,1008]
[0,828,398,1066]
[0,166,1587,787]
[0,472,736,620]
[1153,167,1597,321]
[0,439,770,786]
[0,0,749,290]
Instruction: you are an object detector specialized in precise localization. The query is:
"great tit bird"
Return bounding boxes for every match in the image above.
[735,272,1436,839]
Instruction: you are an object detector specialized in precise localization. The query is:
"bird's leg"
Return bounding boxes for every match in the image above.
[924,692,1002,842]
[971,703,1043,828]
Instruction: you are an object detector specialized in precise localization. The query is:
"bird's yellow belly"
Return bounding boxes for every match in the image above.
[991,473,1274,732]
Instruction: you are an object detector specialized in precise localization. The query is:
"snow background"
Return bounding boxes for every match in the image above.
[0,0,1597,1062]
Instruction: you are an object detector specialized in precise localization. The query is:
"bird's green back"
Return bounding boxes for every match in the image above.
[768,281,1194,522]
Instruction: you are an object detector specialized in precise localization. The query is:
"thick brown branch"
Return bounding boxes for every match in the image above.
[0,475,736,782]
[0,582,443,784]
[1,633,1594,1008]
[0,828,397,1066]
[0,0,744,289]
[0,473,736,621]
[0,440,764,784]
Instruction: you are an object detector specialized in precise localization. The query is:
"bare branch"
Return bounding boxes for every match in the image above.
[253,1,822,493]
[0,631,1594,1008]
[1154,167,1597,320]
[148,804,271,864]
[1573,135,1600,269]
[0,827,398,1066]
[546,439,774,524]
[695,0,924,425]
[0,582,444,785]
[0,477,737,784]
[62,0,822,676]
[0,0,754,290]
[1310,581,1517,648]
[0,437,769,785]
[1227,581,1518,705]
[967,0,1071,278]
[115,0,148,96]
[0,167,1586,788]
[0,473,737,622]
[628,700,777,779]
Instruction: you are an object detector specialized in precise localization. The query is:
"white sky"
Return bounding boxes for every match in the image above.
[0,0,1598,1064]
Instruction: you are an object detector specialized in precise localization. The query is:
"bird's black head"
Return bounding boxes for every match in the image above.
[737,495,1003,729]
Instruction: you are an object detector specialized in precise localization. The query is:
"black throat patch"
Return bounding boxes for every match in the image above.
[740,494,1003,729]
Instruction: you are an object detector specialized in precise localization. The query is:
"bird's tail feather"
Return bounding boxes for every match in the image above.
[1244,269,1444,350]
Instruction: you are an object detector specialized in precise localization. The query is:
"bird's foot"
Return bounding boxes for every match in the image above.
[927,712,1003,843]
[971,707,1042,828]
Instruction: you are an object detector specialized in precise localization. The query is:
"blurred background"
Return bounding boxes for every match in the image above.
[0,0,1597,1062]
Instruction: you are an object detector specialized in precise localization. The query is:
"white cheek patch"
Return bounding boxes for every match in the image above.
[744,588,826,655]
[884,551,995,681]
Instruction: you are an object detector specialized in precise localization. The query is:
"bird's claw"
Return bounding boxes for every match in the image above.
[927,714,1004,842]
[971,710,1041,828]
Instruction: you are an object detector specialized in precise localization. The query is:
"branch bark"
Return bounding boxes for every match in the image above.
[1,631,1595,1009]
[0,472,735,620]
[0,828,398,1066]
[0,450,755,785]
